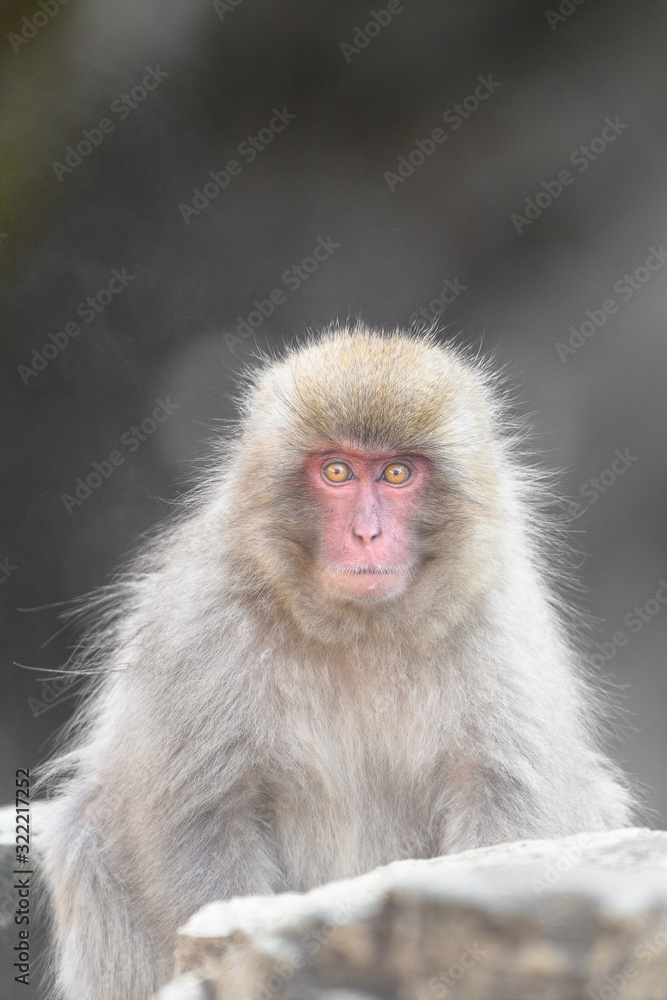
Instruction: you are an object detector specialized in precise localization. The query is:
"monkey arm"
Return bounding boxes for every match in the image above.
[436,589,634,853]
[41,646,283,1000]
[440,742,633,854]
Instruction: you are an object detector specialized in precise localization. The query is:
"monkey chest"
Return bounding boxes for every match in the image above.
[266,716,444,889]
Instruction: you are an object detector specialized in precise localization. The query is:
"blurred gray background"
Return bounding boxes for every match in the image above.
[1,0,665,831]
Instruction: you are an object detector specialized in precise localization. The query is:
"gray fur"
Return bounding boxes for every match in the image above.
[41,327,634,999]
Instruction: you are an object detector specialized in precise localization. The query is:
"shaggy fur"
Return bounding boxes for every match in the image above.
[41,326,634,999]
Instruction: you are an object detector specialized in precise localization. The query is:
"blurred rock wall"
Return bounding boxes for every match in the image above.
[0,0,665,824]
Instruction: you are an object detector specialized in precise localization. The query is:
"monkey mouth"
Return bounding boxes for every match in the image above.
[331,566,405,575]
[319,564,411,600]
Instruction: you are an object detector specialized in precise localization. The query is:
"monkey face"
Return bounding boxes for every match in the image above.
[303,444,433,601]
[230,329,507,642]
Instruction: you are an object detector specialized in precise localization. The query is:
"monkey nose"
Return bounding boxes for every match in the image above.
[352,518,381,544]
[354,530,381,544]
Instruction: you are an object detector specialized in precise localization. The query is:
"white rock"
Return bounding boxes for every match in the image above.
[156,829,667,1000]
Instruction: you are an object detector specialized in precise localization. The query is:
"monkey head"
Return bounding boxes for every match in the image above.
[224,326,512,646]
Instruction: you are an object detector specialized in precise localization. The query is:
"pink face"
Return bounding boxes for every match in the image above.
[303,444,431,601]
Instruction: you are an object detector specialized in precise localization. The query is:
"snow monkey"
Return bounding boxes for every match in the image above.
[42,326,634,999]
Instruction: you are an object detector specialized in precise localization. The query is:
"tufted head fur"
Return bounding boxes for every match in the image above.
[200,325,537,650]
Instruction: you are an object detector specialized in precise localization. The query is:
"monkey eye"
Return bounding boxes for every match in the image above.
[381,463,410,485]
[323,461,352,483]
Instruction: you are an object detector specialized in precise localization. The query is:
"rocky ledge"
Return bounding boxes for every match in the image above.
[155,828,667,1000]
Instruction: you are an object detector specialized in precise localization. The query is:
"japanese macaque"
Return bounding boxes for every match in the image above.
[42,326,634,1000]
